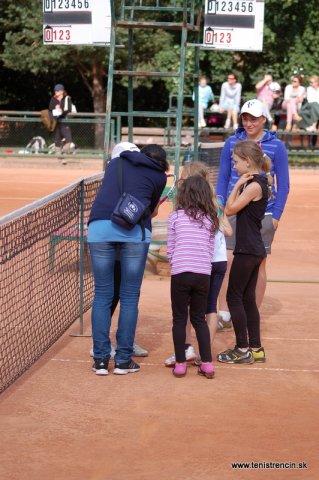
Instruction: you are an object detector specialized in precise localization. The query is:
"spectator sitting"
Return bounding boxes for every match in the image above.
[256,73,274,124]
[193,76,214,128]
[269,82,284,131]
[219,73,242,130]
[294,74,319,132]
[282,75,306,131]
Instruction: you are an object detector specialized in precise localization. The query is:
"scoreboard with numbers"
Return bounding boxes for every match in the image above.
[203,0,265,51]
[43,0,111,45]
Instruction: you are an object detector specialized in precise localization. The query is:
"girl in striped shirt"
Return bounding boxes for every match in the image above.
[167,175,219,379]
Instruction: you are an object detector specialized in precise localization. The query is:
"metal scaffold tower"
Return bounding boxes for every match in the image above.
[104,0,203,178]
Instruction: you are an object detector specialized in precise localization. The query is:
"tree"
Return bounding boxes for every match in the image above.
[1,0,318,117]
[0,1,110,114]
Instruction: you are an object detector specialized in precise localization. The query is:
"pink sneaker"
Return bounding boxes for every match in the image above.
[198,361,215,379]
[173,362,187,378]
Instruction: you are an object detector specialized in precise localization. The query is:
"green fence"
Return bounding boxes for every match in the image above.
[0,111,121,158]
[0,110,318,160]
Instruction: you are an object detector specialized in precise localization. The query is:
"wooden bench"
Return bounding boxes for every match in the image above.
[121,127,166,146]
[120,125,318,155]
[121,126,202,147]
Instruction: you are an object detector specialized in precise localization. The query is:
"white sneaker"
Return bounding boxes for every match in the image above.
[90,346,115,359]
[224,119,231,129]
[164,345,197,367]
[90,344,147,358]
[133,343,149,357]
[217,316,232,332]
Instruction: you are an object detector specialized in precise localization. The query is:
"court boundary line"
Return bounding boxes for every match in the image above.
[50,358,319,373]
[98,332,319,342]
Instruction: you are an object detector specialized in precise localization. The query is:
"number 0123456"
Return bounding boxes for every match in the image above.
[207,1,254,14]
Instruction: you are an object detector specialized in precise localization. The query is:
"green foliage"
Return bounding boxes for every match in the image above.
[0,0,318,111]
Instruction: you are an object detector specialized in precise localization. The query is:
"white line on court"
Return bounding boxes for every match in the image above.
[215,365,319,373]
[287,204,319,208]
[117,332,319,342]
[262,336,319,341]
[0,180,68,185]
[0,196,38,201]
[50,358,319,373]
[83,332,319,342]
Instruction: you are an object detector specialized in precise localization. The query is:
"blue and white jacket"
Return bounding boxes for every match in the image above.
[216,128,290,220]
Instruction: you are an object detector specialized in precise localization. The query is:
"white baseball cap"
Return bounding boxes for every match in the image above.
[111,142,140,159]
[269,81,281,92]
[241,99,266,118]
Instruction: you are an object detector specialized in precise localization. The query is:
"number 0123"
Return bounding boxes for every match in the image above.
[205,30,232,44]
[44,26,71,42]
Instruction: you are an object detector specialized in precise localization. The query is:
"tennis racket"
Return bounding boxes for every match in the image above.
[159,173,177,205]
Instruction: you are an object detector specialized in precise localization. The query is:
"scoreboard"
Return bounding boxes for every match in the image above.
[43,0,111,45]
[204,0,265,51]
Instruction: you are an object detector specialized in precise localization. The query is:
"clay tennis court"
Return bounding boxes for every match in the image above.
[0,160,318,480]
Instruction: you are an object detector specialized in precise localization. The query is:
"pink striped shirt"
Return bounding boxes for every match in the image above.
[167,210,215,275]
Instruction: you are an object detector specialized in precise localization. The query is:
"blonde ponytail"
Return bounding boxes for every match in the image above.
[233,140,274,199]
[262,153,275,199]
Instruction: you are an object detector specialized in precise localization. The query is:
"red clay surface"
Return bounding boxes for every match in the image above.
[0,162,319,480]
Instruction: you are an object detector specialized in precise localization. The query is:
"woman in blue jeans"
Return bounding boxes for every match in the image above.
[88,143,168,376]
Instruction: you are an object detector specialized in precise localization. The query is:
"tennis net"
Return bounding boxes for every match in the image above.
[198,142,224,187]
[0,174,103,393]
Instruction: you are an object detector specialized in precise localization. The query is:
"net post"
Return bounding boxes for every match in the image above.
[70,180,91,337]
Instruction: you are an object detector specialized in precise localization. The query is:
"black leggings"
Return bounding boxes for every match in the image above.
[206,261,227,314]
[54,123,72,147]
[171,272,212,363]
[226,254,263,349]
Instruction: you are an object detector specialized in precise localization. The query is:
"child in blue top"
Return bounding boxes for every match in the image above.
[193,76,214,128]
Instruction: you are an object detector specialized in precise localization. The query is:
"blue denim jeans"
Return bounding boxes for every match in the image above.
[89,242,149,363]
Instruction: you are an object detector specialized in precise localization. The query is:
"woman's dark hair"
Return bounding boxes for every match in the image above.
[291,75,303,85]
[141,144,169,172]
[228,72,238,81]
[175,175,219,232]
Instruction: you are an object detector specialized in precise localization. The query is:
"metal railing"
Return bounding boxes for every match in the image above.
[0,111,120,158]
[0,109,317,159]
